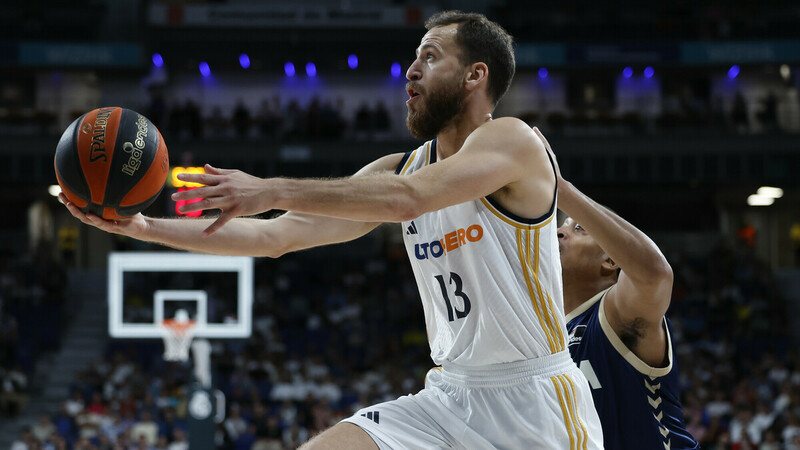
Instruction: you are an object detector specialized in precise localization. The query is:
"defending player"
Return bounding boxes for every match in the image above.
[534,127,698,449]
[63,12,603,449]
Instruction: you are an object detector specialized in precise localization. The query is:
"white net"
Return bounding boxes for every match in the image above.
[161,319,196,361]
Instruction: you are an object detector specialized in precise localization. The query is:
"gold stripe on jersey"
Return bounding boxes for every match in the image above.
[546,291,566,350]
[551,375,576,450]
[526,229,561,352]
[556,375,585,450]
[479,197,556,230]
[530,228,564,352]
[517,228,557,353]
[564,374,589,450]
[534,228,566,351]
[423,141,431,168]
[399,147,420,175]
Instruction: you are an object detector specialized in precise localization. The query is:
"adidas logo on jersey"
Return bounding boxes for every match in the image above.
[568,325,586,346]
[414,224,484,260]
[406,221,418,235]
[360,411,380,424]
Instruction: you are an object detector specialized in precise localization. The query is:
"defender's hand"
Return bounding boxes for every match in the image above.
[60,193,149,238]
[172,164,273,236]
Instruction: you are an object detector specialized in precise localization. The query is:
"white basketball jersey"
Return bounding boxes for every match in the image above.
[397,139,567,366]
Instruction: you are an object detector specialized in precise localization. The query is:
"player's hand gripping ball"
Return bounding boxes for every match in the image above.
[54,107,169,219]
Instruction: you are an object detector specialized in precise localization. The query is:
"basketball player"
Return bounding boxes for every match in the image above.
[532,128,698,449]
[62,11,603,449]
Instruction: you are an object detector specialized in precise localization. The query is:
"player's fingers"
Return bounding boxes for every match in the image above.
[177,197,220,214]
[171,187,212,201]
[201,213,233,237]
[177,172,215,186]
[62,199,92,223]
[84,213,117,232]
[204,164,236,175]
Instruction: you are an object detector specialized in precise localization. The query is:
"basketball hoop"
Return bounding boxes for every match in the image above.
[161,317,196,362]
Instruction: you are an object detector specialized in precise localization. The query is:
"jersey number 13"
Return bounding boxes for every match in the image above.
[434,272,471,322]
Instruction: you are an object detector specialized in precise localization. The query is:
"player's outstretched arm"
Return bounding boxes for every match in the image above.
[175,117,552,236]
[60,153,406,256]
[535,127,672,364]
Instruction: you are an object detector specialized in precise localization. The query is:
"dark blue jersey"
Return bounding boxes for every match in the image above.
[566,288,698,450]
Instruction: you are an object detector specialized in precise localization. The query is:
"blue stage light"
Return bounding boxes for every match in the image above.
[348,54,358,69]
[728,65,740,79]
[199,62,211,77]
[391,62,402,78]
[538,68,548,79]
[644,66,654,78]
[622,67,633,79]
[306,62,317,77]
[285,62,296,77]
[152,53,164,68]
[239,54,250,69]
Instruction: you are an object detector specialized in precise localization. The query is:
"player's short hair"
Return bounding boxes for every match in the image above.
[425,10,515,107]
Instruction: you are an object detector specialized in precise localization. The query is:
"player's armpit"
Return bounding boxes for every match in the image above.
[602,269,673,366]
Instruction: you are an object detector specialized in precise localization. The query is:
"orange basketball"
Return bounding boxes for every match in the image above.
[54,107,169,219]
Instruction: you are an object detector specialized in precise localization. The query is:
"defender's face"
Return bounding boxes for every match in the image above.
[405,24,468,139]
[557,217,605,272]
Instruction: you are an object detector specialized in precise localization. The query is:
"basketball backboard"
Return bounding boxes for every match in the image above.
[107,252,253,339]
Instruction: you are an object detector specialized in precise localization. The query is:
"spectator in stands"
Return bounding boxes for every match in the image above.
[0,363,28,416]
[306,97,322,138]
[223,403,248,442]
[758,91,779,133]
[86,391,107,415]
[257,97,282,139]
[167,102,185,138]
[0,302,20,350]
[254,414,282,450]
[130,410,159,446]
[353,101,373,138]
[232,100,252,139]
[235,423,257,450]
[207,106,229,139]
[146,86,167,131]
[10,426,34,450]
[761,429,782,450]
[784,412,800,444]
[185,100,203,139]
[732,91,750,133]
[373,101,391,135]
[158,406,185,441]
[168,427,189,450]
[64,390,84,417]
[320,99,344,139]
[789,434,800,450]
[31,413,56,443]
[283,100,305,139]
[283,422,309,449]
[729,406,761,445]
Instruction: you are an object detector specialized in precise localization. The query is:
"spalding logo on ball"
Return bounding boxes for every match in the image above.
[54,107,169,219]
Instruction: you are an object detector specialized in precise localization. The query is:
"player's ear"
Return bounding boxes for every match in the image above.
[600,253,618,277]
[465,62,488,92]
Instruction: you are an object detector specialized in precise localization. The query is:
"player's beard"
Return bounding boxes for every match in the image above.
[406,76,466,140]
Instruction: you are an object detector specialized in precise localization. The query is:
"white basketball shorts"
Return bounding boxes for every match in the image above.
[342,350,603,449]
